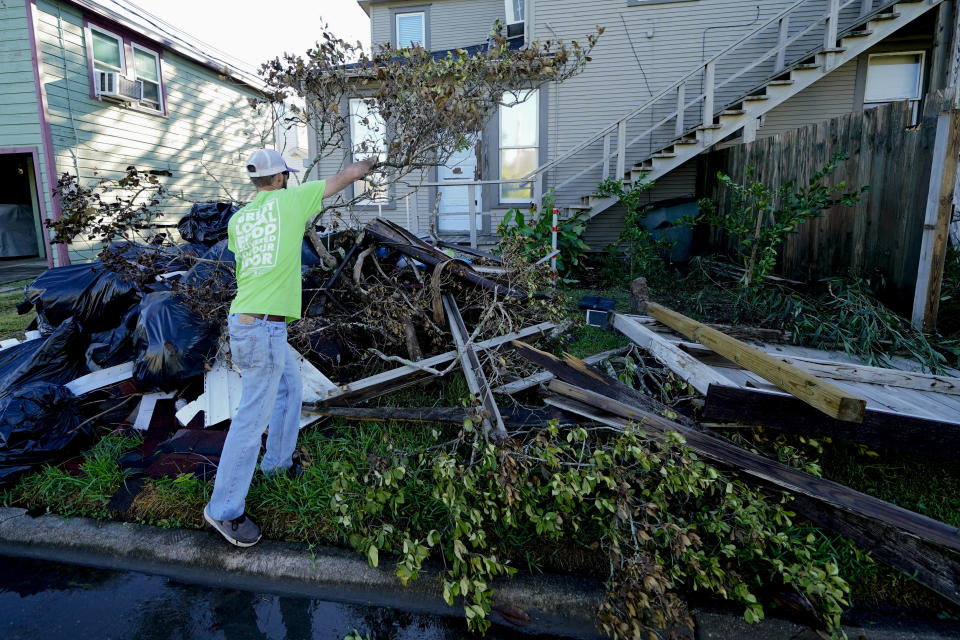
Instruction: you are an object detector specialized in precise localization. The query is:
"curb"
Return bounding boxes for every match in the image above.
[0,507,604,638]
[2,507,959,640]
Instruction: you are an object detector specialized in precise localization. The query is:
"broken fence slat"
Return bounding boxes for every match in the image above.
[544,383,960,554]
[612,314,737,396]
[644,302,867,423]
[319,321,556,406]
[302,405,570,428]
[493,346,631,395]
[443,293,507,440]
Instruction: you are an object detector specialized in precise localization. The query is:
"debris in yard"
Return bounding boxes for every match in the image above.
[525,348,960,608]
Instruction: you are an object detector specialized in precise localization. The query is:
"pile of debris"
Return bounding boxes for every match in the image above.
[0,206,565,486]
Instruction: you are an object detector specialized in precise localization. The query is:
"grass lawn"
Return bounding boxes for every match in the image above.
[0,280,35,341]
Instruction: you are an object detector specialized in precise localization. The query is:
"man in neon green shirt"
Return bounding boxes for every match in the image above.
[205,148,376,547]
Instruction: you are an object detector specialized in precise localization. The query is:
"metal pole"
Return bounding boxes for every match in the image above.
[468,183,477,248]
[551,207,558,283]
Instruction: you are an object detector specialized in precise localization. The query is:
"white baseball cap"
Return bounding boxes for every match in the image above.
[245,148,299,177]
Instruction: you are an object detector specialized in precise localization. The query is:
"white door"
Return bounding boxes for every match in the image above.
[437,138,482,233]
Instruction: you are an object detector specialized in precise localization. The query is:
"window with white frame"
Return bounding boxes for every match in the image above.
[91,27,124,73]
[864,52,924,122]
[505,0,525,25]
[499,89,538,202]
[133,45,163,111]
[396,12,425,48]
[349,98,388,203]
[88,24,165,113]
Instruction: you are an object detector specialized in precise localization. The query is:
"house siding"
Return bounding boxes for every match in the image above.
[370,0,504,50]
[33,0,272,262]
[1,0,54,263]
[759,58,859,137]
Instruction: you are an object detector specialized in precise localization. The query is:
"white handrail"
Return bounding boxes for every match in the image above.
[520,0,904,190]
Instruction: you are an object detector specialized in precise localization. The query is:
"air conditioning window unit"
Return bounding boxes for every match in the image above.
[95,70,143,102]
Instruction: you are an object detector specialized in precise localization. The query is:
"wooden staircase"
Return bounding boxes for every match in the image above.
[536,0,946,219]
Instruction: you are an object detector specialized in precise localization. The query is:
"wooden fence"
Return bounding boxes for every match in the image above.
[697,96,946,312]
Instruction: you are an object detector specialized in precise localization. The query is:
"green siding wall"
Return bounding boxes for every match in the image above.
[1,0,53,263]
[34,0,274,262]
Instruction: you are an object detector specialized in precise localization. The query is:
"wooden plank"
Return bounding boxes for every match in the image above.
[319,322,555,406]
[443,293,507,440]
[644,302,866,422]
[912,109,960,330]
[511,340,697,428]
[612,313,739,396]
[302,405,569,428]
[703,384,960,457]
[545,392,960,607]
[492,346,630,395]
[674,340,960,396]
[544,389,960,556]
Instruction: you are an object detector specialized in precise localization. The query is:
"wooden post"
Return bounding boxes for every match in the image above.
[468,183,477,248]
[675,82,686,139]
[644,302,867,422]
[775,16,790,73]
[742,115,758,143]
[824,0,840,71]
[602,133,611,180]
[616,120,627,181]
[911,109,960,330]
[859,0,873,18]
[703,61,716,128]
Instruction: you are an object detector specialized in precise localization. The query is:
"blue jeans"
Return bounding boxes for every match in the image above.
[207,314,303,521]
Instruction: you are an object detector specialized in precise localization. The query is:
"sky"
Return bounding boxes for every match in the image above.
[127,0,371,72]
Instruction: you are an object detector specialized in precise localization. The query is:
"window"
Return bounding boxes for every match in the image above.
[349,98,388,203]
[499,89,538,202]
[132,45,163,111]
[505,0,525,25]
[91,27,124,73]
[87,23,165,114]
[396,12,425,48]
[864,52,924,122]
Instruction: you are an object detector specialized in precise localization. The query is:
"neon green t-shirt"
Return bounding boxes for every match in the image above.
[227,180,326,321]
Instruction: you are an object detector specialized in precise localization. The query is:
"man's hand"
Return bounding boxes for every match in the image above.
[324,157,380,197]
[352,156,378,179]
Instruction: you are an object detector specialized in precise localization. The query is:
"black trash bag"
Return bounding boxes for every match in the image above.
[177,202,239,245]
[107,241,201,275]
[86,306,139,370]
[24,264,141,334]
[0,382,85,487]
[0,319,88,394]
[132,291,220,392]
[180,239,236,291]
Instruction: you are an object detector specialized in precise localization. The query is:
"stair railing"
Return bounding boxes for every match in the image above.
[518,0,911,205]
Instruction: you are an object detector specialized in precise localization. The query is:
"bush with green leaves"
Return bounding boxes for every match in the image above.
[330,420,851,638]
[696,153,867,288]
[496,189,591,282]
[595,177,674,286]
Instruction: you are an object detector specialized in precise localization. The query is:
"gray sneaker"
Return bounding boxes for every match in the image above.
[203,505,262,547]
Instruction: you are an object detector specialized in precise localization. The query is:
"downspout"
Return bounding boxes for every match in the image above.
[27,0,69,267]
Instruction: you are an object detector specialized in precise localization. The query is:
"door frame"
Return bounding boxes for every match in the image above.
[0,147,53,267]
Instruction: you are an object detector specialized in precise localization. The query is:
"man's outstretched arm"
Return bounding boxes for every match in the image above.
[323,157,378,197]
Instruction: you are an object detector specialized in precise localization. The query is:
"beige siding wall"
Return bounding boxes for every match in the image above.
[35,0,272,262]
[1,0,54,262]
[759,59,859,137]
[370,0,504,50]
